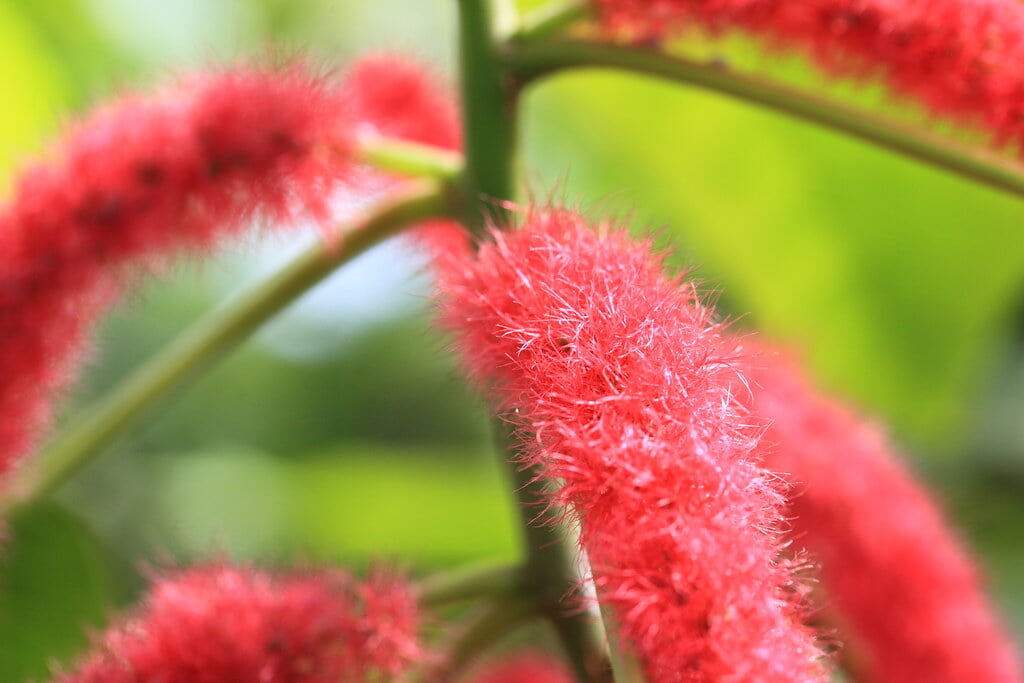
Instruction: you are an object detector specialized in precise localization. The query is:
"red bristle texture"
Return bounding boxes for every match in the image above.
[0,56,461,478]
[434,209,828,682]
[744,346,1023,683]
[54,565,422,683]
[468,653,574,683]
[594,0,1024,154]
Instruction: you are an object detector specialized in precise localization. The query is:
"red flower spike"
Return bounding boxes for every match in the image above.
[55,565,423,683]
[744,347,1023,683]
[468,653,574,683]
[594,0,1024,154]
[344,55,461,152]
[434,209,828,682]
[342,55,469,258]
[0,57,459,479]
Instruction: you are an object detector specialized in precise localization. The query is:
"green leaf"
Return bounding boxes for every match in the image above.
[0,501,113,681]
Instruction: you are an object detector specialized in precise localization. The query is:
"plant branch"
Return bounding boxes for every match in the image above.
[504,40,1024,199]
[357,135,463,181]
[3,180,455,509]
[419,561,525,608]
[596,601,647,682]
[415,596,539,682]
[512,0,590,42]
[457,0,614,678]
[495,420,613,683]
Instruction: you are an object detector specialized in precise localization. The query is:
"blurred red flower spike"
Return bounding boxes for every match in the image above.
[56,565,423,683]
[0,56,460,480]
[594,0,1024,153]
[743,345,1023,683]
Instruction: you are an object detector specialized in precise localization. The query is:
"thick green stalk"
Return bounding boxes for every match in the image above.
[457,0,611,679]
[504,40,1024,199]
[495,421,613,682]
[598,601,648,682]
[457,0,518,233]
[4,181,453,509]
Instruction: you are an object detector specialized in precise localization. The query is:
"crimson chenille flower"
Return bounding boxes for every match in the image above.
[0,56,459,479]
[593,0,1024,152]
[743,347,1023,683]
[343,56,460,153]
[467,653,574,683]
[434,209,828,682]
[54,565,422,683]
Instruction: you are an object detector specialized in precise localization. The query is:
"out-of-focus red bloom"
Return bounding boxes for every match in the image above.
[467,653,574,683]
[435,209,827,682]
[344,56,461,152]
[0,56,459,479]
[342,55,468,257]
[741,346,1022,683]
[54,565,422,683]
[594,0,1024,153]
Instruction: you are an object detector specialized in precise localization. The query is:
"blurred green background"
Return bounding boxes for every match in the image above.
[0,0,1022,679]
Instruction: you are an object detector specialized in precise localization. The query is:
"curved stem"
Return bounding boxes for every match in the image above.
[418,561,525,608]
[504,40,1024,199]
[357,135,463,181]
[512,0,590,42]
[451,598,536,668]
[415,596,540,682]
[3,181,455,509]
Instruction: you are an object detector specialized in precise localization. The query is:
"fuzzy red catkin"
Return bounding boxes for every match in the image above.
[743,347,1023,683]
[467,653,574,683]
[594,0,1024,153]
[343,56,461,153]
[0,56,459,479]
[434,209,828,682]
[341,56,470,257]
[54,565,422,683]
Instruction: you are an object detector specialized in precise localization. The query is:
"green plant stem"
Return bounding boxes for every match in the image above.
[504,40,1024,199]
[418,561,525,608]
[457,0,612,677]
[512,0,590,42]
[495,421,612,682]
[457,0,518,233]
[418,597,539,682]
[357,135,463,181]
[3,181,454,510]
[597,600,647,682]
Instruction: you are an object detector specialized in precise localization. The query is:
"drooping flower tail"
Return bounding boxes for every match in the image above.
[0,56,459,478]
[744,347,1023,683]
[594,0,1024,153]
[435,209,828,682]
[54,565,423,683]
